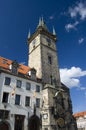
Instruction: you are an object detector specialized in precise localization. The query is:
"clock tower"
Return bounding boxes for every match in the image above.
[28,17,61,87]
[27,18,77,130]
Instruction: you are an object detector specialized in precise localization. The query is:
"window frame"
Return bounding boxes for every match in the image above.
[2,92,9,103]
[15,94,20,105]
[48,55,52,64]
[26,82,31,90]
[36,85,40,92]
[16,80,22,88]
[4,77,11,86]
[25,96,30,107]
[36,98,40,108]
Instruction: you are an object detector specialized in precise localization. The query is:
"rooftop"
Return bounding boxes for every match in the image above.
[0,56,30,75]
[74,111,86,118]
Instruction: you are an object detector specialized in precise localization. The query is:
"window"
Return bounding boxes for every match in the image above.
[12,66,18,74]
[16,80,22,88]
[0,110,9,119]
[25,96,30,106]
[26,82,31,90]
[48,56,52,64]
[4,77,11,85]
[36,85,40,92]
[36,98,40,108]
[15,94,20,105]
[12,60,19,74]
[2,92,9,103]
[2,59,7,64]
[45,128,48,130]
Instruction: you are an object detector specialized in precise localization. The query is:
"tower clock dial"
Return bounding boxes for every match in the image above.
[57,118,65,128]
[46,38,51,46]
[43,113,48,119]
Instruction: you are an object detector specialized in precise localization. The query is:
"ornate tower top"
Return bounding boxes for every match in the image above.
[37,17,48,31]
[28,17,61,87]
[28,17,57,43]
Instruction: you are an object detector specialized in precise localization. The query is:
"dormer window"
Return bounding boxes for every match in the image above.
[2,59,7,64]
[27,71,31,76]
[30,68,36,80]
[11,60,19,74]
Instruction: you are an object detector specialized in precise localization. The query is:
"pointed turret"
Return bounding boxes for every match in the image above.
[28,30,31,39]
[53,26,56,35]
[38,17,42,27]
[37,17,48,31]
[28,17,57,44]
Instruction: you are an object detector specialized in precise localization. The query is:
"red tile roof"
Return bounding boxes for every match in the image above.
[0,56,30,75]
[74,111,86,118]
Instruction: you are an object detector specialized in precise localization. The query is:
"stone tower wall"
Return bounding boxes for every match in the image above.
[41,40,61,85]
[28,33,61,86]
[28,34,42,78]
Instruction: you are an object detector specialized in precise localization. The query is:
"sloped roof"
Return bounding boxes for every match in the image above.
[28,18,57,44]
[74,111,86,118]
[0,56,30,75]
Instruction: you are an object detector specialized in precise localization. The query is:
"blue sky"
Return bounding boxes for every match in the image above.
[0,0,86,113]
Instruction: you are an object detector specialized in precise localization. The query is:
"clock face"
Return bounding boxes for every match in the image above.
[43,114,48,119]
[46,38,51,46]
[32,39,36,48]
[46,38,51,43]
[57,118,65,128]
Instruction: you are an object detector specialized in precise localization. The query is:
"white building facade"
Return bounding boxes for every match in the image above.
[0,57,42,130]
[74,111,86,130]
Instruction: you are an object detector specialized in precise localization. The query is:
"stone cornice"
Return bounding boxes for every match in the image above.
[28,27,57,44]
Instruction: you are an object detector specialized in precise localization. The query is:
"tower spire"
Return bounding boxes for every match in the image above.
[28,29,31,39]
[53,26,56,35]
[38,17,41,27]
[41,16,44,26]
[37,17,48,31]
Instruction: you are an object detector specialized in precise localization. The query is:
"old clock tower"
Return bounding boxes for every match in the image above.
[28,17,61,87]
[27,17,77,130]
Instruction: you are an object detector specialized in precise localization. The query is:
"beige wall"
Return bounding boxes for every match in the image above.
[28,34,61,86]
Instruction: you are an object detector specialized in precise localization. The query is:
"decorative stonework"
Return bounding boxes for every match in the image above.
[41,84,77,130]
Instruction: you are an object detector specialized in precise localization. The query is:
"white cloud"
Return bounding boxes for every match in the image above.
[79,87,86,90]
[60,66,86,88]
[69,2,86,20]
[78,38,84,44]
[65,21,79,32]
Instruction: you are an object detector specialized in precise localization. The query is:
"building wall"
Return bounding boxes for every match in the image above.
[41,38,60,86]
[0,72,42,130]
[74,111,86,130]
[76,116,86,130]
[28,34,42,79]
[28,34,61,86]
